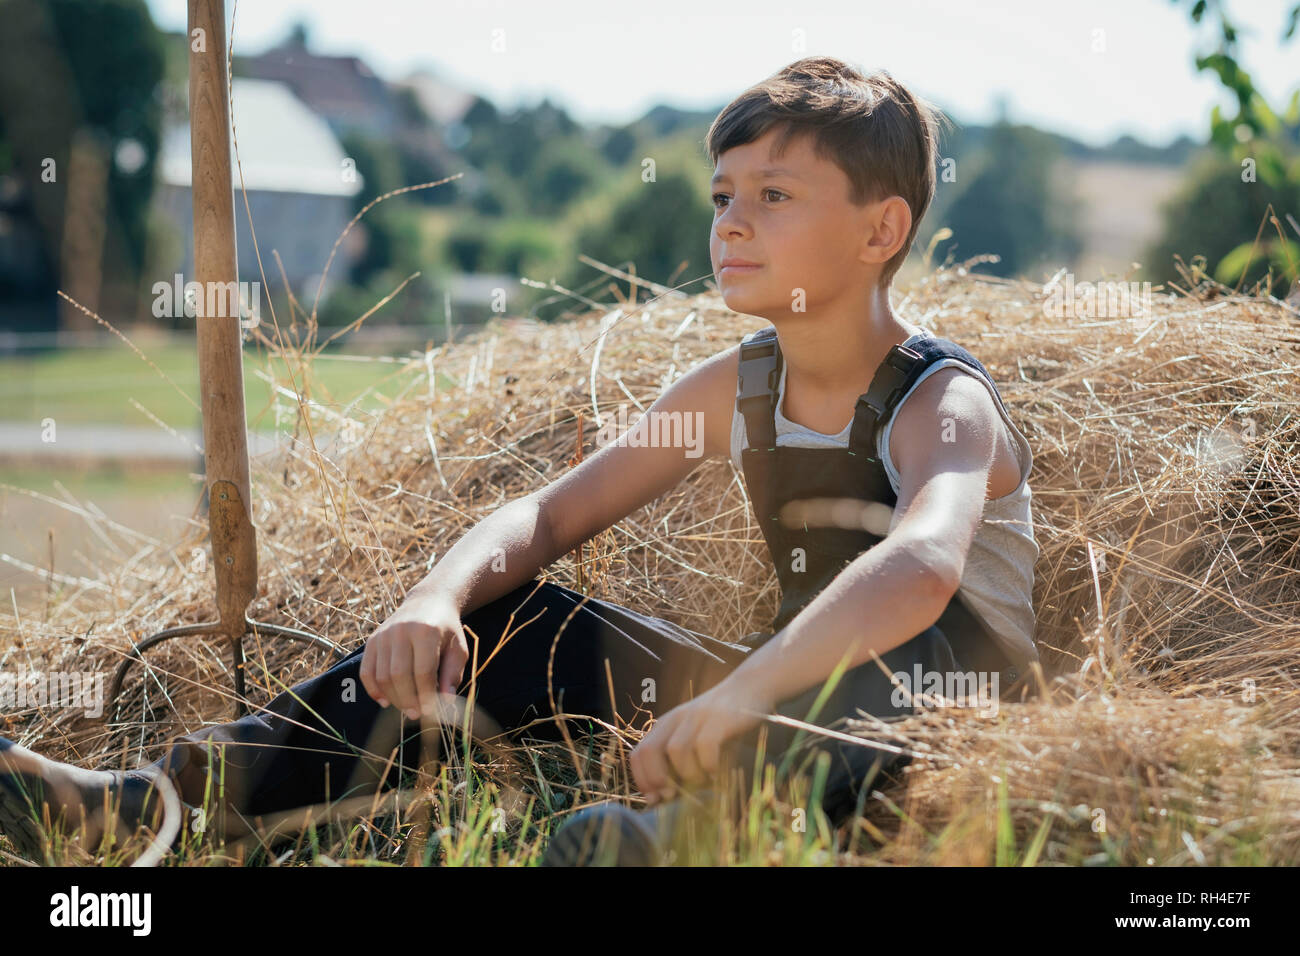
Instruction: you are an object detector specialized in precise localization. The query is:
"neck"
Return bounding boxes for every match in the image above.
[771,285,916,397]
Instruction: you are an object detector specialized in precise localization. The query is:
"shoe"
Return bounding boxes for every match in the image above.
[0,737,179,864]
[539,791,722,867]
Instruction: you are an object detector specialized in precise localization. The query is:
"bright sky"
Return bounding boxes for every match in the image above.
[145,0,1300,148]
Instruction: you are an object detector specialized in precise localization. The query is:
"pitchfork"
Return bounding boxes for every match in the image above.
[107,0,345,722]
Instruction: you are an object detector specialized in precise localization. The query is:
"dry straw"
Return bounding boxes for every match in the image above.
[3,258,1300,864]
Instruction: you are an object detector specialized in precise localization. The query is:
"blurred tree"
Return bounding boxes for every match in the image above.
[461,98,580,182]
[341,131,405,201]
[287,19,311,49]
[467,168,512,217]
[446,215,560,276]
[346,201,428,292]
[0,0,164,331]
[338,131,436,290]
[600,126,638,166]
[933,122,1083,278]
[389,86,456,208]
[1142,146,1300,292]
[1166,0,1300,293]
[571,167,712,296]
[486,219,561,275]
[530,136,605,215]
[446,217,491,273]
[318,270,441,330]
[1173,0,1300,171]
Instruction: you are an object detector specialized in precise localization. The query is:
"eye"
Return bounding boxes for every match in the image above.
[711,188,787,209]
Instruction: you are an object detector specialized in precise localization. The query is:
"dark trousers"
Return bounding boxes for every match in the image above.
[150,578,1014,832]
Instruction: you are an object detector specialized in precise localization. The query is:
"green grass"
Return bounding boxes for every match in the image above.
[0,343,442,430]
[0,730,865,867]
[0,464,197,498]
[0,688,1290,867]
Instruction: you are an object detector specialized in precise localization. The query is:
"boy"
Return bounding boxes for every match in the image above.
[0,56,1040,866]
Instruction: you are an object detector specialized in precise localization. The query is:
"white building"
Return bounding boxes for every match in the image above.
[152,77,364,310]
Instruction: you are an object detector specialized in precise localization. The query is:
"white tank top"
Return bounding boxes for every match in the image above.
[729,329,1039,665]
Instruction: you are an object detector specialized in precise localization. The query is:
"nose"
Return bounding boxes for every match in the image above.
[714,200,751,242]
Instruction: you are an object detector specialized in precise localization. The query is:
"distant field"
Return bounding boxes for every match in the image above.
[0,343,447,430]
[0,462,199,609]
[1067,158,1185,279]
[0,343,453,606]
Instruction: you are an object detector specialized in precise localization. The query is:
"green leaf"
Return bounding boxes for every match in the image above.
[1021,814,1054,867]
[1258,145,1289,187]
[1284,89,1300,125]
[994,768,1014,867]
[1209,104,1236,147]
[1272,239,1300,280]
[1198,52,1233,83]
[1216,238,1300,285]
[1250,91,1281,135]
[1216,239,1261,285]
[1284,3,1300,41]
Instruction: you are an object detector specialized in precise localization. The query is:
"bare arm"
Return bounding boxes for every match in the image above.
[404,493,561,617]
[360,494,561,720]
[362,342,740,718]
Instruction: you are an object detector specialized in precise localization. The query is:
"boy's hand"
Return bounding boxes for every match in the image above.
[360,590,470,720]
[629,674,775,805]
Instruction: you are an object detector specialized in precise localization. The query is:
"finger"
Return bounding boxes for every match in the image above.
[696,730,722,778]
[664,721,704,791]
[359,639,379,704]
[411,633,441,719]
[628,742,647,796]
[634,725,672,799]
[438,636,468,697]
[370,635,393,708]
[635,755,664,806]
[387,632,419,718]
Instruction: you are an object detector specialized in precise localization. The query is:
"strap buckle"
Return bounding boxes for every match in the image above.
[878,344,924,410]
[737,335,779,405]
[848,343,925,457]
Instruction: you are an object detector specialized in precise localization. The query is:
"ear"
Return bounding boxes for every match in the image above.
[858,195,912,268]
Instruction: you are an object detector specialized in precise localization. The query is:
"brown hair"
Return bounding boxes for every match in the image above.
[705,56,950,288]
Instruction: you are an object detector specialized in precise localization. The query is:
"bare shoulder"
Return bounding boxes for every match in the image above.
[672,341,740,461]
[533,340,741,559]
[888,366,1019,500]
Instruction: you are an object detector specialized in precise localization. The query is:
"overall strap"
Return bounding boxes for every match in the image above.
[847,334,1022,458]
[737,325,782,450]
[737,325,938,456]
[847,342,930,458]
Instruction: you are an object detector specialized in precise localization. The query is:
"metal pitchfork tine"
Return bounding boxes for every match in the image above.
[107,0,346,723]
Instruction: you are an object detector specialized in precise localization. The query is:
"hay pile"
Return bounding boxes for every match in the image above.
[3,260,1300,864]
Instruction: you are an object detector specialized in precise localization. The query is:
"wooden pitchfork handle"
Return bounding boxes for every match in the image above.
[107,0,344,723]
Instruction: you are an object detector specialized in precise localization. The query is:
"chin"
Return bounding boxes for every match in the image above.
[718,287,775,320]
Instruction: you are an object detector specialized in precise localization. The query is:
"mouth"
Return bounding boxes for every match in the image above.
[719,263,762,275]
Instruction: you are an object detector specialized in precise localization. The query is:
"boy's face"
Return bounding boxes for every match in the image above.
[709,126,893,317]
